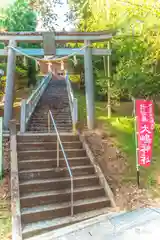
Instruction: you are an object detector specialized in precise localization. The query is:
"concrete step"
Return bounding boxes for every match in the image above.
[19,165,95,181]
[22,207,110,239]
[31,108,70,113]
[41,96,69,99]
[28,129,72,133]
[37,101,69,104]
[28,123,72,128]
[28,121,72,126]
[28,122,72,125]
[30,110,71,119]
[17,141,82,151]
[34,103,70,107]
[37,96,69,99]
[21,197,110,224]
[20,186,105,208]
[19,175,100,194]
[18,157,91,170]
[31,109,70,113]
[30,116,71,121]
[32,103,69,107]
[17,134,79,143]
[29,118,72,124]
[18,149,86,160]
[36,95,68,98]
[31,112,70,116]
[33,102,69,106]
[28,127,72,132]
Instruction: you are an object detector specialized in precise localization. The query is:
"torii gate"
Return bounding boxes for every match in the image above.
[0,31,113,130]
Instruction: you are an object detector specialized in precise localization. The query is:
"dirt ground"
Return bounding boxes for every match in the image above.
[0,138,11,240]
[83,128,160,210]
[1,138,10,198]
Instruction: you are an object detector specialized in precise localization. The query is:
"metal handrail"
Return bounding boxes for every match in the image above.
[65,72,78,133]
[20,73,51,133]
[65,72,74,108]
[48,110,74,216]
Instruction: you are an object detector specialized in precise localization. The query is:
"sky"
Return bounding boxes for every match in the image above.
[0,0,71,31]
[0,0,15,8]
[37,0,72,31]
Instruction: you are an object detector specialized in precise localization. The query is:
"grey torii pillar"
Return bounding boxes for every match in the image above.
[4,40,17,130]
[84,40,95,129]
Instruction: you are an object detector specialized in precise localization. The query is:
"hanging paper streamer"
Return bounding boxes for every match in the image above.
[61,61,64,70]
[35,60,39,71]
[48,62,52,72]
[73,55,78,66]
[23,56,27,66]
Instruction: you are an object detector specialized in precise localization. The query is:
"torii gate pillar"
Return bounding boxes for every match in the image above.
[4,40,16,130]
[84,40,95,129]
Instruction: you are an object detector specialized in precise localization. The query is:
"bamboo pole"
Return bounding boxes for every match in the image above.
[106,0,111,118]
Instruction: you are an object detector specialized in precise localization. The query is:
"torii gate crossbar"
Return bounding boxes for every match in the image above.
[0,31,113,130]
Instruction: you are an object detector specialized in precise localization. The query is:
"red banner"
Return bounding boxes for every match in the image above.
[135,100,154,167]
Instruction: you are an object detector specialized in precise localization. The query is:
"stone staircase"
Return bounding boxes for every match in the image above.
[28,80,72,132]
[17,134,111,239]
[17,78,113,239]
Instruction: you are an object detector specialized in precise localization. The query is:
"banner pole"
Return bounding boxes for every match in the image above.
[133,98,140,188]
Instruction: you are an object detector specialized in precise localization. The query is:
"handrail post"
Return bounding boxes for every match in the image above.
[48,111,51,132]
[65,73,78,135]
[49,110,74,217]
[73,98,78,134]
[57,139,59,168]
[71,177,74,216]
[20,99,26,133]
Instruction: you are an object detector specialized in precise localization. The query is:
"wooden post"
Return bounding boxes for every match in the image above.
[107,41,111,118]
[84,40,95,129]
[103,55,111,118]
[106,0,111,118]
[9,119,22,240]
[133,98,140,188]
[4,40,16,130]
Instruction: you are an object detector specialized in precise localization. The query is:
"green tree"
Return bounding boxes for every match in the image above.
[29,0,63,30]
[0,0,37,31]
[27,58,37,87]
[0,0,38,88]
[68,0,160,102]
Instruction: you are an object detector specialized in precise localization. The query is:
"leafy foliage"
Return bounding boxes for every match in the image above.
[0,63,28,96]
[29,0,63,30]
[0,0,38,89]
[0,0,37,31]
[68,0,160,101]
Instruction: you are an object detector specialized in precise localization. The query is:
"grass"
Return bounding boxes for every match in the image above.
[70,74,81,83]
[75,90,160,189]
[0,200,11,240]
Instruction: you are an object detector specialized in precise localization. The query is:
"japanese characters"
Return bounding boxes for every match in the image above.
[135,100,154,167]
